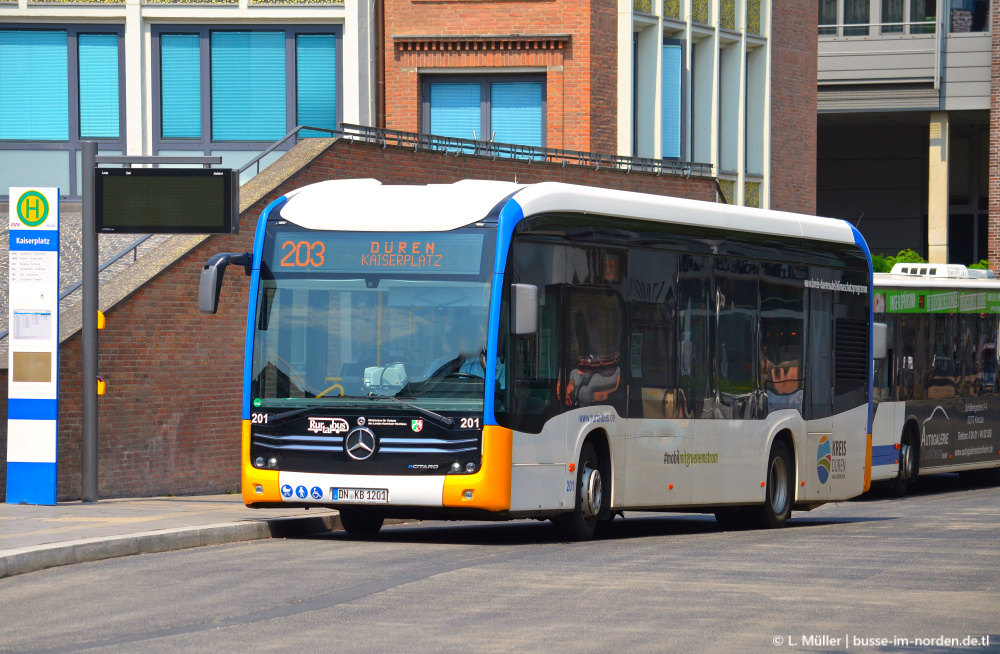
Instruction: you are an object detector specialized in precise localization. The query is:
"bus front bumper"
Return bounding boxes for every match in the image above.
[242,421,513,512]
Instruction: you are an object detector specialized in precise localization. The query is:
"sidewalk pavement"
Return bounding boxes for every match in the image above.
[0,494,357,579]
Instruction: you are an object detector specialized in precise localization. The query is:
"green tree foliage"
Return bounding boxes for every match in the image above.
[872,249,926,273]
[968,259,992,270]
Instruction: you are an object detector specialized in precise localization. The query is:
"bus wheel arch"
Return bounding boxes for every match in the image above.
[580,429,613,522]
[766,427,797,500]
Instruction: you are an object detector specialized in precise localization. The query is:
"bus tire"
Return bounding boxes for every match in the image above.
[749,440,794,529]
[338,508,384,536]
[556,442,603,542]
[892,428,918,497]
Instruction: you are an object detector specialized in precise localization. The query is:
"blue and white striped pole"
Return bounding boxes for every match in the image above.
[6,187,60,505]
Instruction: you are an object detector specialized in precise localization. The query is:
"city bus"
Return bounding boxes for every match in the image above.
[199,179,877,540]
[871,263,1000,495]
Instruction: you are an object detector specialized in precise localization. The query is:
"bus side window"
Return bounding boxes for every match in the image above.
[714,258,760,420]
[562,287,625,412]
[760,263,806,416]
[678,254,712,419]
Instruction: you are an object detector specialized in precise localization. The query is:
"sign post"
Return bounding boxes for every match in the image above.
[6,187,60,505]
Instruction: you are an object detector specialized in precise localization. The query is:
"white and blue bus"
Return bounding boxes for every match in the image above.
[200,179,876,540]
[871,264,1000,494]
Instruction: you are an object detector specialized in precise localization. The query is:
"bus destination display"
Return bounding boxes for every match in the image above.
[95,168,238,234]
[272,232,485,275]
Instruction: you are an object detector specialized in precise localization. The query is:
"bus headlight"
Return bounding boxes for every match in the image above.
[267,457,278,469]
[255,457,265,468]
[451,462,461,473]
[466,462,476,473]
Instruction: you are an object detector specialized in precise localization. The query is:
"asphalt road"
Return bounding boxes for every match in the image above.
[2,476,998,654]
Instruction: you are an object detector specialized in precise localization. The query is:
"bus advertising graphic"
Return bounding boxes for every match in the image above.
[817,436,832,484]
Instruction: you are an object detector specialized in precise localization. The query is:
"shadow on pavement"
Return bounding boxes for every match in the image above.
[306,510,893,546]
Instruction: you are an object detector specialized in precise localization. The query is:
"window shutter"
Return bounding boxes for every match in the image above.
[79,33,120,139]
[490,81,543,147]
[161,34,201,140]
[0,30,68,140]
[429,82,481,141]
[661,44,682,159]
[211,31,286,141]
[296,34,337,137]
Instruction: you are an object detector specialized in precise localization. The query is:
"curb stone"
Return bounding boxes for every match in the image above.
[0,513,401,580]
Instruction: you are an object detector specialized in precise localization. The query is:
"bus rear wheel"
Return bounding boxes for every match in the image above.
[748,440,794,529]
[338,508,384,536]
[892,431,918,497]
[556,442,605,542]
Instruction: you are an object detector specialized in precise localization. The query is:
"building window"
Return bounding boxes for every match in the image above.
[949,0,989,32]
[211,32,286,141]
[79,34,120,139]
[153,26,342,150]
[0,26,124,200]
[422,75,545,148]
[0,30,68,140]
[160,34,201,139]
[661,43,683,160]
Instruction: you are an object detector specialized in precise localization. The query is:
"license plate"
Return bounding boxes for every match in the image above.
[331,488,388,504]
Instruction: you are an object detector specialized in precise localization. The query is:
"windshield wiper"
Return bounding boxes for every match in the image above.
[363,392,456,428]
[264,403,361,427]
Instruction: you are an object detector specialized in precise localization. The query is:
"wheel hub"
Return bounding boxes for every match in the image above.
[581,466,602,519]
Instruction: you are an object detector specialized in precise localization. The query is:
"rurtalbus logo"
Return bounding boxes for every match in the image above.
[816,435,832,484]
[16,191,49,228]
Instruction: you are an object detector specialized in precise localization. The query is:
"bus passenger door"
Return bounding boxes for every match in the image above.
[626,249,692,507]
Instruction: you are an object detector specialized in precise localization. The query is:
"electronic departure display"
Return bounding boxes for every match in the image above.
[271,231,486,275]
[95,168,238,234]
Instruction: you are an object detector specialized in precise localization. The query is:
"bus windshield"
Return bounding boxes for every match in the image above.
[250,227,496,412]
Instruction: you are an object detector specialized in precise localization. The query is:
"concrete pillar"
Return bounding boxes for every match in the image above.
[927,111,949,264]
[124,0,144,155]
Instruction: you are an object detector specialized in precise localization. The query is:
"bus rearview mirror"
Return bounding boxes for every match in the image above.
[873,322,888,360]
[512,284,539,335]
[199,252,252,315]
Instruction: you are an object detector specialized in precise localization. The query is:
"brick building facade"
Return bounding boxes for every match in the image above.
[384,0,617,154]
[0,139,714,501]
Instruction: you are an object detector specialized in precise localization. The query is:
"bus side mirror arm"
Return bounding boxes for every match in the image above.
[873,322,888,360]
[199,252,252,315]
[511,283,539,335]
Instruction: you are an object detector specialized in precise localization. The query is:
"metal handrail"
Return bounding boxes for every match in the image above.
[238,125,338,176]
[0,234,151,341]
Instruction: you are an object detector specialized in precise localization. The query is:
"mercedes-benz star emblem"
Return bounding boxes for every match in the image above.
[345,427,377,461]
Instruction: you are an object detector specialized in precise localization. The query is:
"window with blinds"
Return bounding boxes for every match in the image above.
[423,75,545,148]
[296,34,337,137]
[210,31,286,141]
[78,33,120,139]
[661,43,682,160]
[0,30,69,140]
[160,34,201,139]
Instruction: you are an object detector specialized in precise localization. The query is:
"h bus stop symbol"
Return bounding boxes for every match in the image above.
[17,191,50,227]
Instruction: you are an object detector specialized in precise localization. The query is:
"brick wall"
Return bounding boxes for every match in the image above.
[384,0,616,153]
[989,7,1000,267]
[0,139,713,501]
[769,0,818,215]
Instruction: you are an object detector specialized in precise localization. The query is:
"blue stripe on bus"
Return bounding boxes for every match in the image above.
[243,195,288,420]
[871,444,898,467]
[849,221,874,435]
[484,197,525,425]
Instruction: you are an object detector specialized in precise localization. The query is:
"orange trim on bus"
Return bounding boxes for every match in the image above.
[863,432,873,493]
[242,419,281,505]
[442,425,512,511]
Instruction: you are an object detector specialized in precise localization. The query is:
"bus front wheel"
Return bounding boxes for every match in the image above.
[555,442,605,542]
[338,508,385,536]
